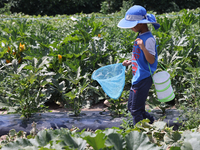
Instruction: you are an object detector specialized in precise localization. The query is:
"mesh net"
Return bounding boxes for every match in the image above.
[92,63,126,99]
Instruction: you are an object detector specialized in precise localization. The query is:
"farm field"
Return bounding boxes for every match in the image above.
[0,6,200,149]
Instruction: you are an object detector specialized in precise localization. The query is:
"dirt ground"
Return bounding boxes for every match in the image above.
[0,98,176,115]
[47,100,109,112]
[0,100,110,143]
[0,100,110,115]
[0,99,176,143]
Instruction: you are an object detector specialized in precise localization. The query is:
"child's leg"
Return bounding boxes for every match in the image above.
[142,111,154,124]
[128,76,154,125]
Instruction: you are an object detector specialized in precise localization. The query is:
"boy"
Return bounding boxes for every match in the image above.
[118,5,160,125]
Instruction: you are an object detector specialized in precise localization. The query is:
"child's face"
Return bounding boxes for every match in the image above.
[131,23,149,33]
[131,24,142,32]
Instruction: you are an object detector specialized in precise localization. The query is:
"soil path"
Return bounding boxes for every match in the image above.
[0,100,109,142]
[47,100,109,112]
[0,100,109,115]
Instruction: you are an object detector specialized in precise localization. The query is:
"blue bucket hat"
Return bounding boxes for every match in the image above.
[117,5,160,30]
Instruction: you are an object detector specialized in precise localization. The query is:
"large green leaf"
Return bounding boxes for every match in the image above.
[103,128,121,136]
[164,131,181,145]
[105,133,125,150]
[125,131,161,150]
[181,141,195,150]
[29,130,56,147]
[153,121,167,130]
[83,132,106,150]
[80,131,94,138]
[180,131,200,150]
[1,129,87,150]
[2,139,33,150]
[60,134,86,150]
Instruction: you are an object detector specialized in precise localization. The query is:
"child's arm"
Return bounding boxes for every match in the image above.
[135,38,155,64]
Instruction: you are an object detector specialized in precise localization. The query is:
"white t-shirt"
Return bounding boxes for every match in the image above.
[139,32,156,56]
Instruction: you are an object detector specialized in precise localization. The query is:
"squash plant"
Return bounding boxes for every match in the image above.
[1,119,200,150]
[64,65,90,116]
[0,8,200,119]
[0,57,55,118]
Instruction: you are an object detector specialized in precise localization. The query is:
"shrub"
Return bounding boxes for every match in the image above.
[1,0,200,15]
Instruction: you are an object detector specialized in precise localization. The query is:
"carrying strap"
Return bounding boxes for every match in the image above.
[148,57,166,79]
[148,45,166,74]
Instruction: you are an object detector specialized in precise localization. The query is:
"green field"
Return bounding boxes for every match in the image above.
[0,7,200,149]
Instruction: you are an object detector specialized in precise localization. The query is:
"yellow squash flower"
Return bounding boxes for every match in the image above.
[19,43,25,52]
[58,54,62,63]
[7,46,10,52]
[6,59,10,63]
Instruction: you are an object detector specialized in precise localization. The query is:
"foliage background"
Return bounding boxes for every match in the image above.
[0,2,200,150]
[0,0,200,15]
[0,0,200,129]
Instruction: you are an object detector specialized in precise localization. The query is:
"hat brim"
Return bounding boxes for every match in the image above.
[139,20,160,30]
[117,18,138,29]
[117,18,160,30]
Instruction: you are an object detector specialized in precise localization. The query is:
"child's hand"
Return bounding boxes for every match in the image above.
[135,38,145,50]
[122,60,131,66]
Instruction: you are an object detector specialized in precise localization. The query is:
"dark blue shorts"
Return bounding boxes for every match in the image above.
[128,76,154,125]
